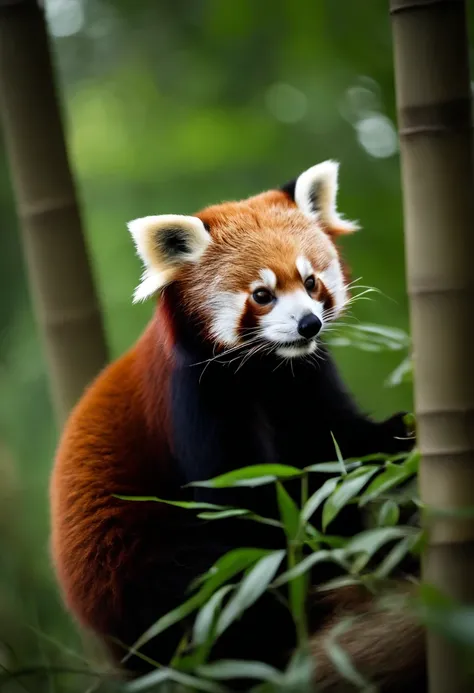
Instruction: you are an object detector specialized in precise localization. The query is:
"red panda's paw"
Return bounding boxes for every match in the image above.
[377,411,416,455]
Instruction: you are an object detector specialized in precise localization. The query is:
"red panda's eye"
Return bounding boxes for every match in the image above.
[252,288,274,306]
[304,275,317,292]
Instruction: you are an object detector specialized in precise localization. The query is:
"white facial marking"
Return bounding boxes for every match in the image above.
[260,268,277,291]
[251,268,277,292]
[260,289,323,344]
[208,291,247,345]
[277,342,317,358]
[296,256,314,282]
[319,258,347,317]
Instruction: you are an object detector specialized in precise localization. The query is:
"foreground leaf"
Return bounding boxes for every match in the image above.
[324,636,375,691]
[276,483,300,541]
[345,526,416,573]
[301,478,339,524]
[125,666,226,692]
[198,509,250,520]
[188,465,302,488]
[305,461,361,474]
[217,551,285,636]
[359,451,419,506]
[377,499,400,527]
[191,548,272,592]
[272,550,347,588]
[114,496,228,510]
[126,549,270,660]
[198,660,283,683]
[193,585,235,647]
[374,534,419,579]
[322,467,379,530]
[279,646,314,692]
[330,432,347,475]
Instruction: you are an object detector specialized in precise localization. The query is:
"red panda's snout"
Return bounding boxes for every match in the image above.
[127,159,358,359]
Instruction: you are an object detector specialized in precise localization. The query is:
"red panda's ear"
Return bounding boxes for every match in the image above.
[127,214,211,303]
[283,160,360,235]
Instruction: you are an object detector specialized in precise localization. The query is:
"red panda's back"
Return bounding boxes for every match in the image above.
[49,319,181,654]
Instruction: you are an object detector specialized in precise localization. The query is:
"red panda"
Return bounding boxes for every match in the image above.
[50,161,425,690]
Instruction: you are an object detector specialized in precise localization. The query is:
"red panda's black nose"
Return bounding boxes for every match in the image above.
[297,313,322,339]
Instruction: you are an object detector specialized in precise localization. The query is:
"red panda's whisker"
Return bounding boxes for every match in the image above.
[235,344,266,372]
[192,338,262,369]
[345,275,364,288]
[197,339,265,383]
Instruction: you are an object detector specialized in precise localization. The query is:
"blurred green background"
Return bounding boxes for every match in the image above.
[1,1,472,690]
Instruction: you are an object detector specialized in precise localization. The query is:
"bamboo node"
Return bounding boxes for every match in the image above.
[390,0,464,15]
[19,196,78,221]
[398,98,472,135]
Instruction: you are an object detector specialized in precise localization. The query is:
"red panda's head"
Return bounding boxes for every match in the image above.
[128,161,359,359]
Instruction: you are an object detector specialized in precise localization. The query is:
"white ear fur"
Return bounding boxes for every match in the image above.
[294,160,359,233]
[127,214,211,303]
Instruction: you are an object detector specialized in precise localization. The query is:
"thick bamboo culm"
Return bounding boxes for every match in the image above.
[0,0,108,425]
[390,1,474,691]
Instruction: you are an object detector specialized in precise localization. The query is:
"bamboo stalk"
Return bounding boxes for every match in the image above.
[390,1,474,691]
[0,0,108,425]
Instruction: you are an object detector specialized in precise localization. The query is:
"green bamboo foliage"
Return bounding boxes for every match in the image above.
[0,0,108,425]
[390,1,474,691]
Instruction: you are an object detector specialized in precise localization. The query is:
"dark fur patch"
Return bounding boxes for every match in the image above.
[308,180,322,214]
[159,227,191,258]
[238,298,259,340]
[281,178,321,214]
[318,281,334,313]
[280,178,296,201]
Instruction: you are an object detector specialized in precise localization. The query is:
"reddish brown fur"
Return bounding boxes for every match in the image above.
[50,312,180,640]
[310,585,425,691]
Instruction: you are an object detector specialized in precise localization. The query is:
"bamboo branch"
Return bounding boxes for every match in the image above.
[0,0,108,425]
[390,0,474,691]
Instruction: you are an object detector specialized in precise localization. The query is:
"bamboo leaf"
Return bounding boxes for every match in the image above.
[277,480,308,638]
[190,548,272,592]
[216,551,285,636]
[377,499,400,527]
[125,667,226,692]
[359,452,419,506]
[305,452,405,476]
[305,461,361,474]
[386,356,413,387]
[324,636,375,691]
[420,598,474,649]
[276,483,300,540]
[198,660,283,683]
[187,465,302,488]
[125,548,271,659]
[300,478,339,524]
[347,323,409,344]
[123,591,206,663]
[244,514,283,529]
[280,646,314,691]
[322,467,379,530]
[374,534,420,579]
[316,576,362,592]
[271,550,347,588]
[193,585,235,647]
[330,432,347,475]
[114,496,228,510]
[198,509,249,520]
[345,526,416,572]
